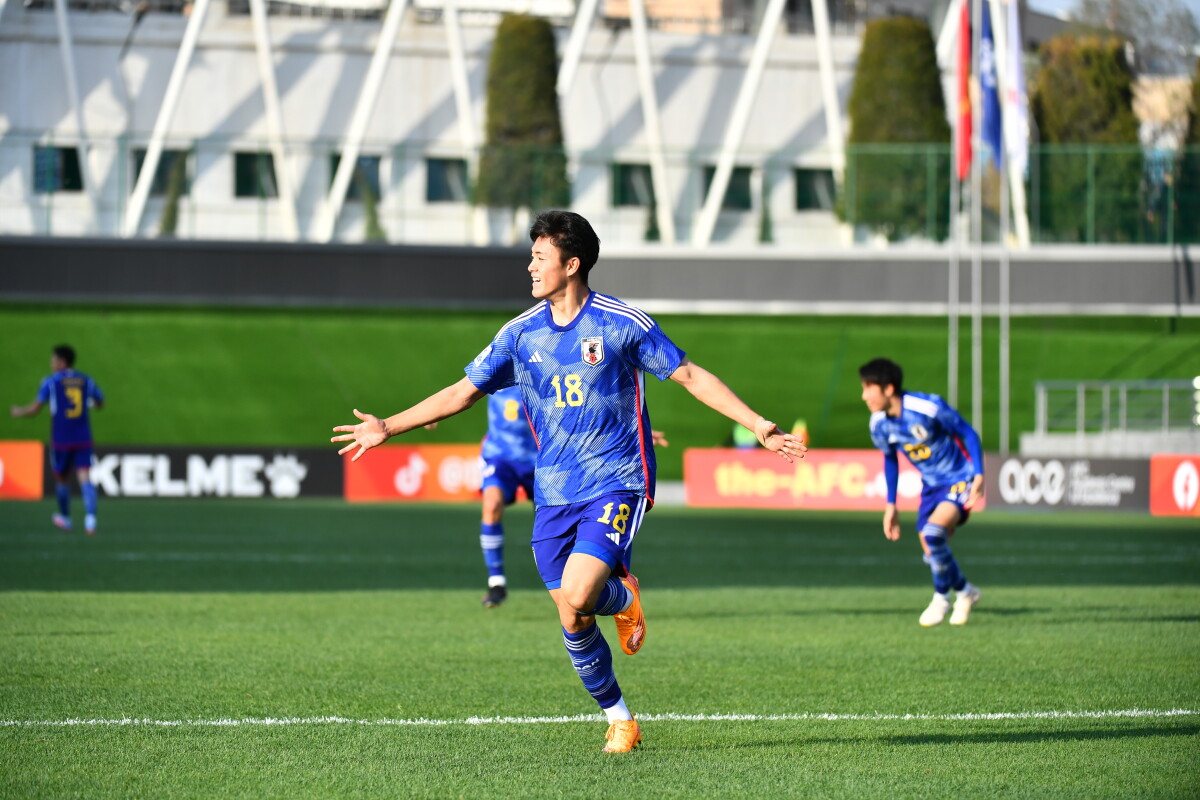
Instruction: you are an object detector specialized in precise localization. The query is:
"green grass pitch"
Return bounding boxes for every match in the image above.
[1,499,1196,797]
[2,305,1199,479]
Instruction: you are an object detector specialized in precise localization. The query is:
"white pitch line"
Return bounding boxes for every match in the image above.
[2,708,1197,729]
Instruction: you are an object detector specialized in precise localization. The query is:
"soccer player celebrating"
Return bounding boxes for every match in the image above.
[11,344,105,534]
[859,357,983,627]
[333,210,805,752]
[473,384,670,610]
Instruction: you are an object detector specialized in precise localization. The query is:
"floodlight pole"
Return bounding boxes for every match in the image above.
[53,0,100,230]
[693,0,786,246]
[629,0,676,244]
[248,0,300,240]
[123,0,212,237]
[811,0,844,184]
[317,0,410,242]
[557,0,600,99]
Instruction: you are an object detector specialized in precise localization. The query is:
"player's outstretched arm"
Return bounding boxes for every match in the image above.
[332,377,486,462]
[10,400,43,418]
[668,358,806,463]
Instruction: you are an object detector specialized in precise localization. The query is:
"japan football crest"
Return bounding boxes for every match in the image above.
[581,337,604,366]
[909,423,929,441]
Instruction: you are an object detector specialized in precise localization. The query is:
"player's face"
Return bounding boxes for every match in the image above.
[861,381,894,414]
[528,236,578,300]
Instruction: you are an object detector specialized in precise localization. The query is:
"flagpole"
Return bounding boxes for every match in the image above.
[971,0,984,437]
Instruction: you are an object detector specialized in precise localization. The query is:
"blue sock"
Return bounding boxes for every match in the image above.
[480,522,504,578]
[921,524,966,594]
[55,484,70,517]
[81,481,98,516]
[563,624,623,709]
[590,576,632,616]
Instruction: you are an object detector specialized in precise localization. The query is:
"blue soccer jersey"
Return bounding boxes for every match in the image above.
[465,291,685,508]
[37,370,104,449]
[481,385,538,468]
[868,390,984,489]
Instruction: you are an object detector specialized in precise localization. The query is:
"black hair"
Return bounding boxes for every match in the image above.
[53,344,76,367]
[529,210,600,282]
[858,357,903,394]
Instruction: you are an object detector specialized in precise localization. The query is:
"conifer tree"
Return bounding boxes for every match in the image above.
[842,17,950,241]
[475,14,570,212]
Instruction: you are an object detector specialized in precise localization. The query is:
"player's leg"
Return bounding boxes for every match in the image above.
[567,493,648,655]
[479,484,509,608]
[50,448,72,531]
[77,449,98,535]
[921,492,979,626]
[550,557,641,753]
[534,503,641,753]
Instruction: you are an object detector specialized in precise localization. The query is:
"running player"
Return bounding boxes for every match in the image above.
[11,344,105,534]
[333,210,805,752]
[859,357,983,626]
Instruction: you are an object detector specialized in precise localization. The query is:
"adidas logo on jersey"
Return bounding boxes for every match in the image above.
[528,352,544,362]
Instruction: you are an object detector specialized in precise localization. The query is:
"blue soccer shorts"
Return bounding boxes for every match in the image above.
[916,479,974,532]
[480,457,535,505]
[50,445,93,478]
[530,491,649,589]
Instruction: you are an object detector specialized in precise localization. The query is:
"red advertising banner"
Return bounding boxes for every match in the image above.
[0,441,44,501]
[1149,454,1200,517]
[684,448,945,511]
[344,444,485,503]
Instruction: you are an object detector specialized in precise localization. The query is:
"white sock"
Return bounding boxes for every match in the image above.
[604,697,633,723]
[958,582,975,597]
[934,592,951,603]
[488,575,506,588]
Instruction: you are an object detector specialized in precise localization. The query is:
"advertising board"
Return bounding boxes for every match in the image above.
[47,447,344,498]
[343,444,484,503]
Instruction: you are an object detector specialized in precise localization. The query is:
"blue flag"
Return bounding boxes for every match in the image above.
[981,0,1002,171]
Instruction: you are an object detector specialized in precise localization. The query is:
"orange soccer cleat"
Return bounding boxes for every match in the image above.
[612,573,646,655]
[602,718,642,753]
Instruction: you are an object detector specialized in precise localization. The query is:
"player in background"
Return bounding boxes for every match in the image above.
[334,210,805,753]
[11,344,105,534]
[476,384,538,608]
[859,357,983,626]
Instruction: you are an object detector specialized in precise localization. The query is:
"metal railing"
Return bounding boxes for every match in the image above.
[7,137,1200,246]
[1034,379,1200,435]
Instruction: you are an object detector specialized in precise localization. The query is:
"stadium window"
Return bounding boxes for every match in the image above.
[795,168,835,211]
[611,163,655,208]
[32,145,83,194]
[330,153,382,202]
[702,165,753,211]
[234,152,279,199]
[132,148,191,196]
[426,158,469,203]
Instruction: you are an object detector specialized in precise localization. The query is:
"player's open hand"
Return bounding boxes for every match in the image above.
[966,474,985,509]
[883,504,901,541]
[331,408,390,461]
[754,417,807,463]
[651,430,669,448]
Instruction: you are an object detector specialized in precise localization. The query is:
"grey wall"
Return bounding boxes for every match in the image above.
[2,236,1197,316]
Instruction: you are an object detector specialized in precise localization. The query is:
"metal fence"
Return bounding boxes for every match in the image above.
[1034,379,1200,435]
[6,137,1200,246]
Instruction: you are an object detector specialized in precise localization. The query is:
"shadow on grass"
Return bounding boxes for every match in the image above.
[1,501,1197,593]
[876,724,1200,747]
[705,725,1200,751]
